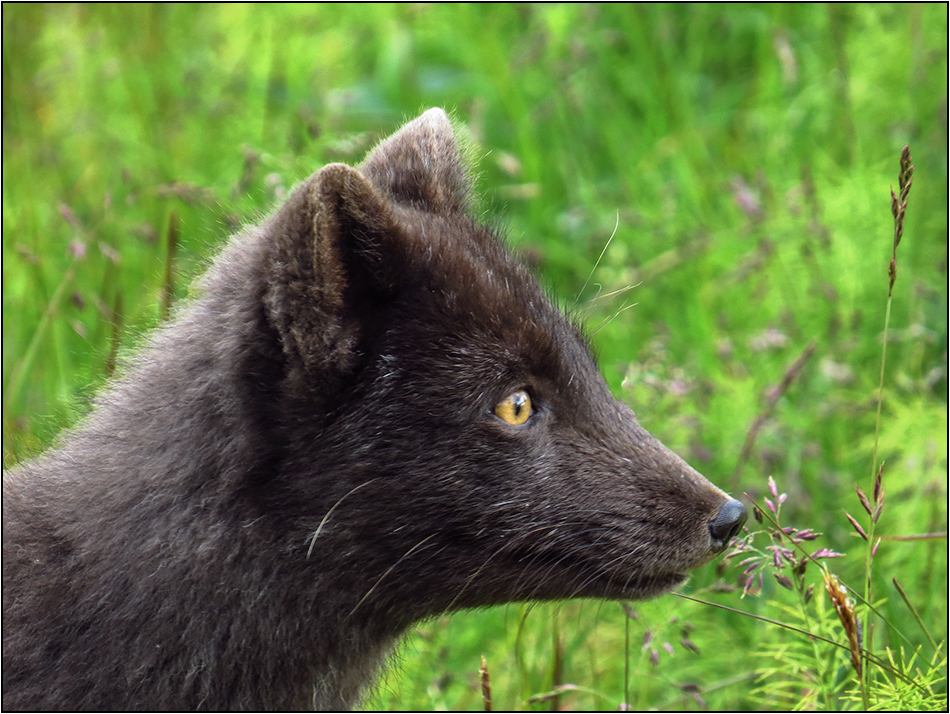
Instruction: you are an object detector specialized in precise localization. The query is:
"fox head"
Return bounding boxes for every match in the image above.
[2,109,748,712]
[250,108,746,626]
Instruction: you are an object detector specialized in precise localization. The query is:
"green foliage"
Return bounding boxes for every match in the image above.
[752,601,847,711]
[850,646,948,712]
[725,474,947,711]
[3,4,946,710]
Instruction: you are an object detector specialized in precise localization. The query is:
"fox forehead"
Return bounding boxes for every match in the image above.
[383,205,597,393]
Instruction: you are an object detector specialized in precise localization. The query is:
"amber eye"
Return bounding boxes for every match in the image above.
[493,389,533,426]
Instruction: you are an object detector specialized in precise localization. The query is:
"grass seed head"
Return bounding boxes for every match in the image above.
[823,569,863,677]
[872,464,885,523]
[479,655,492,711]
[774,573,794,590]
[889,145,914,296]
[845,511,868,540]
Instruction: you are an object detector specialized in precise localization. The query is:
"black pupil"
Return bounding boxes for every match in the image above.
[513,393,527,417]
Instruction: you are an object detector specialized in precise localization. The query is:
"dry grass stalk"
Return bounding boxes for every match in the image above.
[479,655,492,712]
[732,340,817,488]
[160,211,179,321]
[104,292,123,378]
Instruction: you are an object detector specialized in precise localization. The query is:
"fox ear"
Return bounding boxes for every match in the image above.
[359,108,471,215]
[262,162,406,374]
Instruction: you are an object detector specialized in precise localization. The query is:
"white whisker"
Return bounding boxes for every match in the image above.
[573,210,620,307]
[347,534,438,618]
[591,300,639,336]
[306,479,379,559]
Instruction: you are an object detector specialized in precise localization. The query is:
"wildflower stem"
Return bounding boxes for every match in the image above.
[3,261,78,421]
[623,609,631,710]
[872,144,913,479]
[870,296,891,485]
[877,532,947,541]
[862,145,913,700]
[891,578,939,652]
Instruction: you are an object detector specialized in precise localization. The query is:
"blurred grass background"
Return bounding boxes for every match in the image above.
[2,4,946,710]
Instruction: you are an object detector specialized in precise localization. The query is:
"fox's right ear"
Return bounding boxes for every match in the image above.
[360,108,471,215]
[262,163,408,376]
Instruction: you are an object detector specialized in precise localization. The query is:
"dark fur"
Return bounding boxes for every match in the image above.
[2,109,745,710]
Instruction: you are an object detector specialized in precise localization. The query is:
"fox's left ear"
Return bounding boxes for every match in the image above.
[260,109,470,380]
[261,162,409,377]
[359,108,471,215]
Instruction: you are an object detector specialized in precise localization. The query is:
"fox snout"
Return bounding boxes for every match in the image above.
[708,498,748,551]
[575,406,749,588]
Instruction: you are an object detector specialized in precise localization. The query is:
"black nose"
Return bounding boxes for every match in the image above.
[708,499,747,550]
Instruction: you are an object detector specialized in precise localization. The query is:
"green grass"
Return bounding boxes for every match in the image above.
[3,4,946,710]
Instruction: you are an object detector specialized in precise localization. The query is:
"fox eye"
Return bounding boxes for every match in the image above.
[493,390,533,426]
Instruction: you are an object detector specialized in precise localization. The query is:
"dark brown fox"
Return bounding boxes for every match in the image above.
[2,109,746,711]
